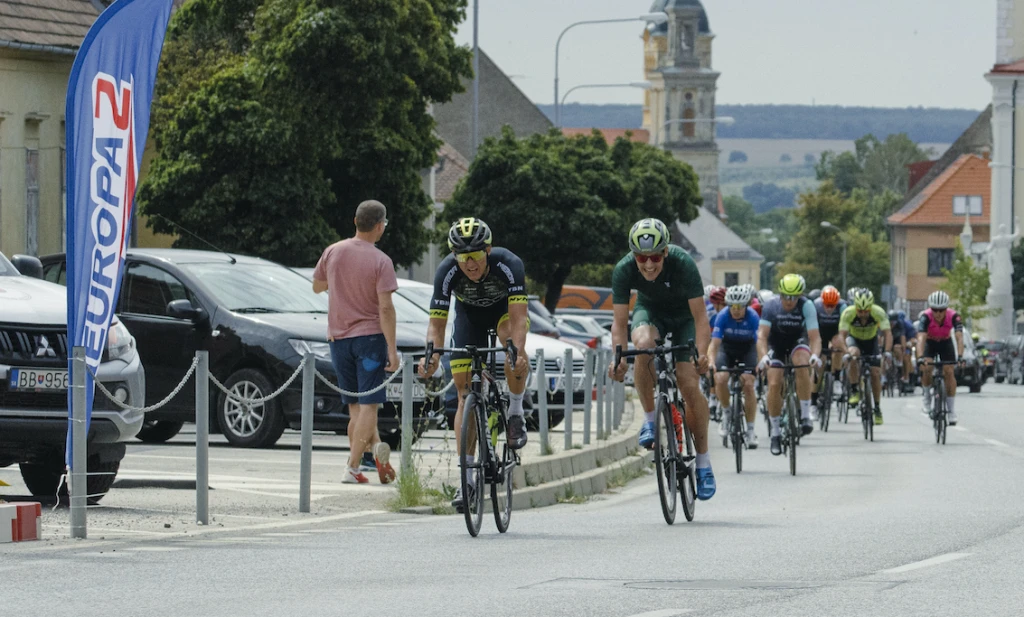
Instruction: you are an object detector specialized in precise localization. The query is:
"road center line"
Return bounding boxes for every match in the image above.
[879,552,970,574]
[986,438,1010,447]
[622,610,693,617]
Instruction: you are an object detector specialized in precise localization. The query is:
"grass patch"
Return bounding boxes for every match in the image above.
[541,442,555,456]
[606,462,652,489]
[556,485,588,505]
[386,465,457,513]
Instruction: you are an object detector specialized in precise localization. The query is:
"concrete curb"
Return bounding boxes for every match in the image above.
[514,450,653,509]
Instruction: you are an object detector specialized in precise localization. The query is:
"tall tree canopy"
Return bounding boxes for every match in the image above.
[816,133,931,198]
[444,128,702,310]
[138,0,473,266]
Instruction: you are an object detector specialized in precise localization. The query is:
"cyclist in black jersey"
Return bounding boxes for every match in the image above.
[418,218,530,510]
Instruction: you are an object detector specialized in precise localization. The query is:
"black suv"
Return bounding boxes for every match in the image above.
[41,249,439,449]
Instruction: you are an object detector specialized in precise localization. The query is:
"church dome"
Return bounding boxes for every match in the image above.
[649,0,710,35]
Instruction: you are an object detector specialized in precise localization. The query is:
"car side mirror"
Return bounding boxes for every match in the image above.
[11,254,43,279]
[167,299,210,327]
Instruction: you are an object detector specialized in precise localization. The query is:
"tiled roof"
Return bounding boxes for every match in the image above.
[990,59,1024,74]
[560,128,651,144]
[0,0,99,50]
[888,154,990,226]
[434,141,470,203]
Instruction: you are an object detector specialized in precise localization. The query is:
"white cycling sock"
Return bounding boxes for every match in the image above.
[746,422,755,432]
[695,452,711,469]
[507,391,525,417]
[800,400,811,420]
[770,416,781,437]
[645,410,656,423]
[947,397,955,413]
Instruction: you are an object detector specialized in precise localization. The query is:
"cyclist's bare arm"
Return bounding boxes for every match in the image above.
[757,323,770,362]
[955,330,965,358]
[611,303,631,379]
[689,296,712,372]
[916,331,927,359]
[808,328,822,359]
[882,329,893,353]
[421,317,447,376]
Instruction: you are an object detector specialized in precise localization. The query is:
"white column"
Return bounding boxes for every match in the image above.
[997,0,1016,65]
[986,74,1017,339]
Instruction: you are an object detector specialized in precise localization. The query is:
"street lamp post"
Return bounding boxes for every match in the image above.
[657,116,735,146]
[762,261,777,291]
[820,221,847,296]
[560,82,651,112]
[553,12,668,127]
[471,0,480,157]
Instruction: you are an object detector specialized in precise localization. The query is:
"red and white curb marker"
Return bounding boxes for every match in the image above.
[0,502,42,543]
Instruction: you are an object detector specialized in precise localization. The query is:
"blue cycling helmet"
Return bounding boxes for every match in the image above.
[897,310,906,320]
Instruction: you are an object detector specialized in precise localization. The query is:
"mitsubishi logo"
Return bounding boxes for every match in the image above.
[35,335,56,358]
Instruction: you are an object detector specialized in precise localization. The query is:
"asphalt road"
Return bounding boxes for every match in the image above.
[3,383,1024,616]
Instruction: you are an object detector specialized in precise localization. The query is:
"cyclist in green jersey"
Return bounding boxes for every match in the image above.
[608,218,716,500]
[838,289,892,425]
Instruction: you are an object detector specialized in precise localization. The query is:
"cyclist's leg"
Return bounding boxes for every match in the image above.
[938,339,959,423]
[675,341,716,498]
[450,307,490,476]
[847,339,863,401]
[920,347,936,412]
[495,310,529,449]
[741,343,759,425]
[714,348,731,411]
[629,305,661,447]
[831,334,846,381]
[792,344,815,433]
[862,337,882,407]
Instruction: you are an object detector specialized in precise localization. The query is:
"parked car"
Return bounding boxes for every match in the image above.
[998,334,1024,384]
[553,313,612,349]
[42,250,439,450]
[395,279,587,430]
[955,329,985,393]
[555,307,616,331]
[1,251,145,500]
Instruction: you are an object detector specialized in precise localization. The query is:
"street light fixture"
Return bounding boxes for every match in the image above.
[553,12,669,126]
[559,81,651,113]
[820,221,848,296]
[657,116,735,146]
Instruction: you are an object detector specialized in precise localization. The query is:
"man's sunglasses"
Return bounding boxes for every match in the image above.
[730,303,746,311]
[781,294,800,301]
[455,250,486,263]
[634,253,663,264]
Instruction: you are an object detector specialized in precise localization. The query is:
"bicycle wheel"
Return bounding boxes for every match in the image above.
[732,398,744,474]
[491,412,515,533]
[680,419,697,521]
[820,373,832,432]
[935,386,947,445]
[786,396,798,476]
[653,397,679,525]
[860,375,871,440]
[460,394,486,537]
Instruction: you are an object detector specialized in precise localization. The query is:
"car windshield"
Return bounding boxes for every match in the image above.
[0,252,18,277]
[393,291,430,325]
[397,285,434,309]
[182,262,329,313]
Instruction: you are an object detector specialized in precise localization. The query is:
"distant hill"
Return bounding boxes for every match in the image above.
[538,104,982,144]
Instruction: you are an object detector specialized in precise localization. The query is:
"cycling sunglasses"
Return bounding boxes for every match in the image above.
[455,250,486,263]
[781,294,800,301]
[730,303,746,311]
[634,253,663,264]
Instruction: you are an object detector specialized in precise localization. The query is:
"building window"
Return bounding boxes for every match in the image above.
[724,272,739,287]
[927,248,955,276]
[952,195,982,216]
[25,148,39,255]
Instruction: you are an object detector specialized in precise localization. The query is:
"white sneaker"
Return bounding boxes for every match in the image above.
[809,404,819,421]
[833,380,843,397]
[746,430,758,449]
[946,411,959,425]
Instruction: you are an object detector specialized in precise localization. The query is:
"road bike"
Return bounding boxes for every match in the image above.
[717,365,752,473]
[773,362,811,476]
[920,359,961,445]
[424,334,519,537]
[616,340,699,525]
[852,353,883,442]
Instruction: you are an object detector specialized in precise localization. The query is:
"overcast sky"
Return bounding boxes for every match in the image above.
[453,0,995,110]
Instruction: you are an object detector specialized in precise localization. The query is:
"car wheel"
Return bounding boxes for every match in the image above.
[19,454,120,502]
[217,368,286,448]
[136,420,185,443]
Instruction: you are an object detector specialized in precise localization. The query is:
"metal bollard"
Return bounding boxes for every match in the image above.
[563,348,573,451]
[614,380,624,430]
[70,346,87,539]
[595,350,605,440]
[536,349,548,453]
[401,358,414,475]
[196,351,210,525]
[582,349,594,445]
[299,352,314,513]
[604,349,614,434]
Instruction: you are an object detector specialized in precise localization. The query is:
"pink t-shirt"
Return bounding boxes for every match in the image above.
[313,238,398,340]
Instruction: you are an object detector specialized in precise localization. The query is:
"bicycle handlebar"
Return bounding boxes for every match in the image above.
[614,339,699,370]
[424,339,518,369]
[917,359,961,366]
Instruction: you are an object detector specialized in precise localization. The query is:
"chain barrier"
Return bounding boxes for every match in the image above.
[209,356,308,406]
[425,377,456,398]
[312,357,405,397]
[87,356,199,414]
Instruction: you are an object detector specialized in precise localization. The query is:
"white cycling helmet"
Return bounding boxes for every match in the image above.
[927,290,950,310]
[725,285,752,306]
[704,284,716,300]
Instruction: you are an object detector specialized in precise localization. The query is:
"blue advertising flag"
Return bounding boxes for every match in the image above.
[65,0,174,465]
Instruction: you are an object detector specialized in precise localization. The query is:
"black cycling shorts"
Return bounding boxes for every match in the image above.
[847,336,881,367]
[924,338,957,363]
[716,342,758,374]
[450,303,510,374]
[768,336,810,366]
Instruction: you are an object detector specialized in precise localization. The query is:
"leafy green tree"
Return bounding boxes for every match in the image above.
[742,182,796,212]
[722,195,792,268]
[566,263,616,287]
[815,150,861,196]
[940,242,1000,331]
[138,0,472,267]
[444,128,702,311]
[816,133,931,198]
[728,150,748,163]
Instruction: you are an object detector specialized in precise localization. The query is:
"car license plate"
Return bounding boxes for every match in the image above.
[548,376,584,391]
[9,368,69,392]
[386,382,425,401]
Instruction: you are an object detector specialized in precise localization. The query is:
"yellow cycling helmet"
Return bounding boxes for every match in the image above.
[778,273,805,296]
[853,289,874,310]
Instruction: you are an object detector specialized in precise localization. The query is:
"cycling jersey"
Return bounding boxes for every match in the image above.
[902,318,917,338]
[713,307,759,373]
[890,317,905,340]
[918,308,963,340]
[612,245,704,356]
[839,304,890,341]
[760,296,818,359]
[749,297,762,316]
[813,298,847,340]
[430,247,528,374]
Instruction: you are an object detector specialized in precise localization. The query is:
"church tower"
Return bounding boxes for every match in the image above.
[642,0,722,215]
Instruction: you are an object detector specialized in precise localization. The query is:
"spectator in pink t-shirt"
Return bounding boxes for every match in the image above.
[313,200,399,485]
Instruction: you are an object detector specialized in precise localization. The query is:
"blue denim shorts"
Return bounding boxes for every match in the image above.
[329,334,387,405]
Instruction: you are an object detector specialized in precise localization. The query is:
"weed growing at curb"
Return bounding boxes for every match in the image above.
[557,485,588,505]
[606,461,652,489]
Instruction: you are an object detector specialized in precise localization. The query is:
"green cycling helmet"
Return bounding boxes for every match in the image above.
[778,273,806,296]
[628,218,670,254]
[853,289,874,311]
